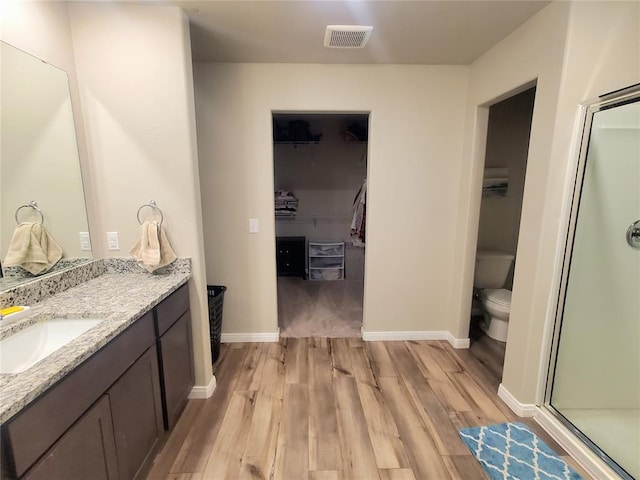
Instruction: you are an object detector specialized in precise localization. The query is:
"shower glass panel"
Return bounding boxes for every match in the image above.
[548,90,640,479]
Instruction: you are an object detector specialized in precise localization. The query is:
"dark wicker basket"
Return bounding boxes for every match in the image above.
[206,285,226,363]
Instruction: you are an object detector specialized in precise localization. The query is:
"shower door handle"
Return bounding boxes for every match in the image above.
[627,219,640,249]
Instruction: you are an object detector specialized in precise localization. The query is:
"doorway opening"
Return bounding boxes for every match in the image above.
[273,113,368,338]
[470,86,536,388]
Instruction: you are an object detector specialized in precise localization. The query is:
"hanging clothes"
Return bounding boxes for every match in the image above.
[350,179,366,247]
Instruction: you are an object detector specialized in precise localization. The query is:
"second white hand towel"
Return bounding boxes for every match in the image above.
[129,221,176,273]
[156,223,177,270]
[142,221,161,267]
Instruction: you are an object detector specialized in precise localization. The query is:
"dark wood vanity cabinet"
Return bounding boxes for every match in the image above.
[154,283,194,430]
[3,313,158,480]
[20,346,163,480]
[1,282,194,480]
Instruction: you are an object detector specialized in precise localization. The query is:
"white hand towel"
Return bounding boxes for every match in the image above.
[3,223,63,275]
[129,221,177,273]
[156,224,177,270]
[142,221,161,267]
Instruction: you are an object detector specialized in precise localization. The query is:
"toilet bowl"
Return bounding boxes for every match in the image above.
[474,250,514,343]
[480,288,511,342]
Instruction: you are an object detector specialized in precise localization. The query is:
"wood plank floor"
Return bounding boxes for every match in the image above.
[467,317,506,392]
[146,339,592,480]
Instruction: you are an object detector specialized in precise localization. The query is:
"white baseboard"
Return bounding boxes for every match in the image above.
[221,330,280,343]
[497,383,536,417]
[189,374,217,399]
[534,407,622,480]
[361,329,470,349]
[362,329,449,341]
[447,332,470,349]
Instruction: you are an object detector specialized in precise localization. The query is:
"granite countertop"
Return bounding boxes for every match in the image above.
[0,270,191,424]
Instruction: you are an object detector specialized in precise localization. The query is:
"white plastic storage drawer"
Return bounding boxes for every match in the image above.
[309,256,344,269]
[309,268,344,281]
[308,243,345,257]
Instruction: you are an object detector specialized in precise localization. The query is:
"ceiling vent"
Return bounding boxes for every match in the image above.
[324,25,373,49]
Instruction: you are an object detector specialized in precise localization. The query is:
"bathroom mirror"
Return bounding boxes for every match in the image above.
[0,41,92,290]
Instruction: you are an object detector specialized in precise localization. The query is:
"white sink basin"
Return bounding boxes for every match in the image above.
[0,318,103,374]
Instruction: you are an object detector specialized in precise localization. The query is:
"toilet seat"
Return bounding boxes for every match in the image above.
[481,288,511,314]
[483,288,511,305]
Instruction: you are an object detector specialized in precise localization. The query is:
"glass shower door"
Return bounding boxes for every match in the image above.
[548,91,640,479]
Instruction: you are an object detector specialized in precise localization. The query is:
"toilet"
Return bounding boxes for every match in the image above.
[474,251,514,342]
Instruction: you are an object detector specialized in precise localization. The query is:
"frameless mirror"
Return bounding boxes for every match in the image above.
[1,41,92,290]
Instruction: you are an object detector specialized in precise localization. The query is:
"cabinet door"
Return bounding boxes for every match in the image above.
[276,237,305,277]
[108,346,163,480]
[22,395,118,480]
[158,311,194,430]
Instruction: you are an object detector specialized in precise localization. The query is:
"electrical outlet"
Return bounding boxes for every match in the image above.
[249,218,259,234]
[106,232,120,250]
[79,232,92,251]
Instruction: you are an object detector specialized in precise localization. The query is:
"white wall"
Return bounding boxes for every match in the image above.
[0,1,75,72]
[452,0,640,405]
[195,63,469,336]
[67,3,212,387]
[450,1,570,357]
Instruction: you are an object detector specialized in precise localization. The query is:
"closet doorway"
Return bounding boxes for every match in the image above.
[273,113,368,338]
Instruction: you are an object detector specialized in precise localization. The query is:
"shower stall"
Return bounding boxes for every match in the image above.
[545,86,640,479]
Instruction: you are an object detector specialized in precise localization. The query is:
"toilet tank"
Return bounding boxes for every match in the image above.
[474,251,515,289]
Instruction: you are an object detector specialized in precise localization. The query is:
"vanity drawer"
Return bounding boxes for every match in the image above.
[155,283,189,336]
[3,312,155,478]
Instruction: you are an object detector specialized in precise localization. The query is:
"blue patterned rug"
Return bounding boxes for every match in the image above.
[459,422,583,480]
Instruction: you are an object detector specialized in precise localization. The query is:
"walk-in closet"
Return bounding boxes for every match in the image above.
[273,113,368,337]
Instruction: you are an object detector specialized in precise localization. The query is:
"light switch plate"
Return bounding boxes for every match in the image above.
[249,218,259,234]
[106,232,120,250]
[79,232,92,251]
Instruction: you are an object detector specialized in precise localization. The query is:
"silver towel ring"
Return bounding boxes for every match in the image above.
[15,201,44,225]
[136,200,164,227]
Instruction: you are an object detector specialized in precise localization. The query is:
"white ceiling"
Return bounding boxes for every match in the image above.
[170,0,551,64]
